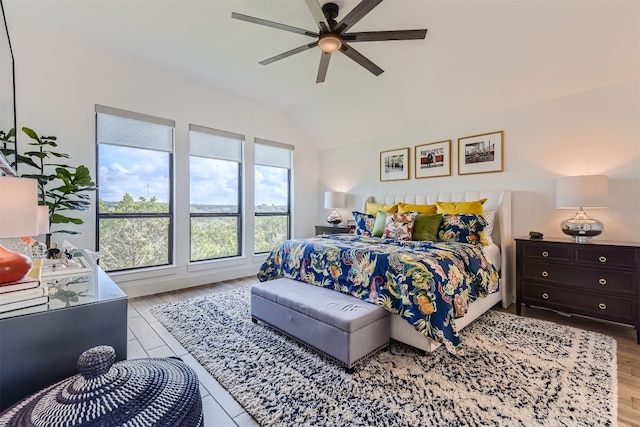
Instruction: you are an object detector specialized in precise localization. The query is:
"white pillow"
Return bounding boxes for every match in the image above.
[483,211,496,245]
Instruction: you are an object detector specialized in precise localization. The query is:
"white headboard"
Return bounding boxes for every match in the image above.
[365,190,514,309]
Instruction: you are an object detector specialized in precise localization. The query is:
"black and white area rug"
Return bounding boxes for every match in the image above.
[150,287,617,427]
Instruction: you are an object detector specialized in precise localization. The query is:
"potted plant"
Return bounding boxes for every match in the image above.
[10,127,96,248]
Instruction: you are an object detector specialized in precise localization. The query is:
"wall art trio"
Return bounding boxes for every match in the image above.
[379,131,504,182]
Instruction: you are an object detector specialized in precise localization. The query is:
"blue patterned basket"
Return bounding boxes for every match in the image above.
[0,346,203,426]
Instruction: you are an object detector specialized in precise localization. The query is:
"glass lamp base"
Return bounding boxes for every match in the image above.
[327,209,343,225]
[561,208,603,244]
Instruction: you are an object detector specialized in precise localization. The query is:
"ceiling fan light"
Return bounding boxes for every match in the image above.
[318,33,342,53]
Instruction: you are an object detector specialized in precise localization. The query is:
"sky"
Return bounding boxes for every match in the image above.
[98,145,288,207]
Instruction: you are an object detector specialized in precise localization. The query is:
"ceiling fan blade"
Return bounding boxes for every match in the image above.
[339,43,384,76]
[334,0,383,34]
[343,29,428,42]
[259,42,318,65]
[316,52,331,83]
[304,0,330,32]
[231,12,318,38]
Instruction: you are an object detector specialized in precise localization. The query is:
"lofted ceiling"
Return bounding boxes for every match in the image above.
[6,0,640,150]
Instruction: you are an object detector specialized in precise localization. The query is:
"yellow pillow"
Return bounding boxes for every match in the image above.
[435,198,487,215]
[397,202,437,214]
[365,202,398,216]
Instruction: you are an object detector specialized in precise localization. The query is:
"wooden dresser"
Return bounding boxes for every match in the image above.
[315,225,352,235]
[515,237,639,343]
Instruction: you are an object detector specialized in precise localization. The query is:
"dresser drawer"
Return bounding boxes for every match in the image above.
[574,247,637,270]
[521,261,636,294]
[521,283,635,323]
[521,243,571,262]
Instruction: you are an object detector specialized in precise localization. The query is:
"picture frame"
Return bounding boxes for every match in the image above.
[380,147,410,182]
[458,131,504,175]
[414,140,451,179]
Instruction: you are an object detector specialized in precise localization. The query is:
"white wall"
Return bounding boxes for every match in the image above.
[319,80,640,244]
[10,22,320,297]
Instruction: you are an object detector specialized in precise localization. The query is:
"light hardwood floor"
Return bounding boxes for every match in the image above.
[128,276,640,427]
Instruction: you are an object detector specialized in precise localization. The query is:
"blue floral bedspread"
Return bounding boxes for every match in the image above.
[257,234,500,355]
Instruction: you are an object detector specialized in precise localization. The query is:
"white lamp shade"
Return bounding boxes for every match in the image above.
[556,175,608,209]
[324,191,345,209]
[37,205,50,235]
[0,177,39,238]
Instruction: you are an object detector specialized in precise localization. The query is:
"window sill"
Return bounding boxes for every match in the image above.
[107,264,179,283]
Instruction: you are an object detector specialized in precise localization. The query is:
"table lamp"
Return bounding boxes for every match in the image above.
[324,191,345,225]
[0,177,39,283]
[556,175,608,243]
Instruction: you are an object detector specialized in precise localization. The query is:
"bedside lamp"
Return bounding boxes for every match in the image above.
[324,191,345,225]
[556,175,608,243]
[0,177,39,283]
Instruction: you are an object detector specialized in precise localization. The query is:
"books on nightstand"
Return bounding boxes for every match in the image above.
[0,260,49,314]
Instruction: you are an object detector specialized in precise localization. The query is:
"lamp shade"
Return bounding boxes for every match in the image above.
[556,175,608,209]
[37,205,50,235]
[0,177,39,238]
[324,191,345,209]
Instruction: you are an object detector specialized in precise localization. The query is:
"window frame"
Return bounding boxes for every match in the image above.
[253,139,294,255]
[188,161,243,262]
[95,105,175,272]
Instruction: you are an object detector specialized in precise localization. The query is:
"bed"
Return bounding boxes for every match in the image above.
[258,190,513,354]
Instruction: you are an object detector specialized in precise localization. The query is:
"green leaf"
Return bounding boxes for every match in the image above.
[21,127,41,142]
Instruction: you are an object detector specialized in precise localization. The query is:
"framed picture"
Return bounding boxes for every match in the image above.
[380,148,410,181]
[458,131,504,175]
[414,140,451,179]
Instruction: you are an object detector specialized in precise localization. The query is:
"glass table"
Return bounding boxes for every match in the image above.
[0,251,128,411]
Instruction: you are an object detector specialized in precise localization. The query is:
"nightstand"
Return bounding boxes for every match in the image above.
[515,237,639,344]
[315,225,351,235]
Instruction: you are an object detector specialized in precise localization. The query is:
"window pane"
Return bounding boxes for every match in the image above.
[98,144,170,213]
[190,157,238,213]
[99,217,170,271]
[190,217,239,261]
[254,216,288,253]
[255,165,288,213]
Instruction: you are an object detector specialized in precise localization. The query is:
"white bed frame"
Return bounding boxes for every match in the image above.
[365,190,513,352]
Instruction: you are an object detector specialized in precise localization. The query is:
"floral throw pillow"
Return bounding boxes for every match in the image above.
[382,213,417,241]
[438,214,488,245]
[352,211,375,236]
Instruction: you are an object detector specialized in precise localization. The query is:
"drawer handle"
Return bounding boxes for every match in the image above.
[598,278,607,285]
[598,303,607,310]
[541,251,549,257]
[541,271,549,277]
[599,256,607,263]
[542,293,549,299]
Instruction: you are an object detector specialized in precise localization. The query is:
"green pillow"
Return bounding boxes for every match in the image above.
[412,214,443,241]
[372,211,387,237]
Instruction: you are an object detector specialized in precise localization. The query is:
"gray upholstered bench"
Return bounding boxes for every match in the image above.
[251,278,390,369]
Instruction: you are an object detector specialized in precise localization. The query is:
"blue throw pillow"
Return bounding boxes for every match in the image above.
[437,214,488,245]
[352,211,375,236]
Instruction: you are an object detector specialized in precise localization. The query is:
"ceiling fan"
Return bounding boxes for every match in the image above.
[231,0,428,83]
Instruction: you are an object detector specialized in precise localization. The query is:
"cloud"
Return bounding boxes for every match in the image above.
[98,145,169,202]
[99,146,288,208]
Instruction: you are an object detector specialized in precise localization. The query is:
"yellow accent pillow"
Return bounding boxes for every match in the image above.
[435,198,487,215]
[365,202,398,216]
[397,202,437,214]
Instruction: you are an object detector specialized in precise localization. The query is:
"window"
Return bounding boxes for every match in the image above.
[189,125,243,261]
[96,105,174,272]
[254,139,293,254]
